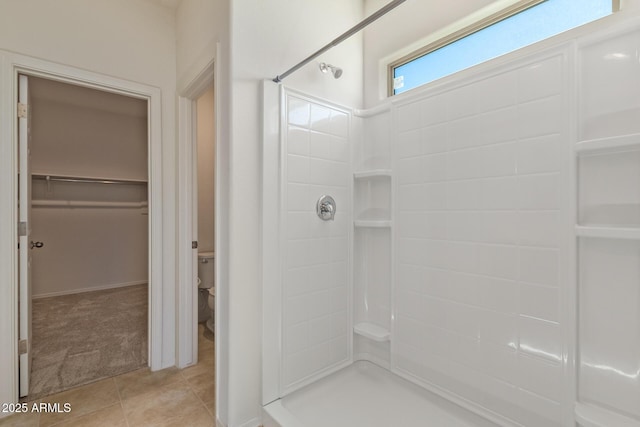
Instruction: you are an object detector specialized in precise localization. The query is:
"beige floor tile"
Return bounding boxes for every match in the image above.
[0,409,40,427]
[204,400,215,419]
[181,356,214,380]
[50,404,126,427]
[115,367,183,401]
[198,339,214,359]
[198,352,214,367]
[39,379,119,427]
[121,381,213,427]
[185,372,214,409]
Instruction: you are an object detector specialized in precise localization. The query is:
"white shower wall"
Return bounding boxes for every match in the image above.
[281,91,352,393]
[392,52,568,427]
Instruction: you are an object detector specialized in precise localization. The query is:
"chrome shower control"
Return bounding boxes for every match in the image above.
[316,195,336,221]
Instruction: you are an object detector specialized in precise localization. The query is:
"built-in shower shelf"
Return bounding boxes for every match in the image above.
[355,208,390,224]
[576,225,640,240]
[353,169,392,179]
[574,402,640,427]
[576,133,640,154]
[354,220,391,228]
[353,322,390,342]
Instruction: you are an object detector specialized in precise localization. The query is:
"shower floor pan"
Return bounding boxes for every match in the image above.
[263,361,498,427]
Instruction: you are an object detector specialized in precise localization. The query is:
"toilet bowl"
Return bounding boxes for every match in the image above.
[197,252,215,324]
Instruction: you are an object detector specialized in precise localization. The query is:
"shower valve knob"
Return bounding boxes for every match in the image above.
[316,195,336,221]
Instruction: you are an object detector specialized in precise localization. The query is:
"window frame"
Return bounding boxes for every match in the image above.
[387,0,620,96]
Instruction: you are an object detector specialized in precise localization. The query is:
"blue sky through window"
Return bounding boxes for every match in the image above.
[393,0,612,95]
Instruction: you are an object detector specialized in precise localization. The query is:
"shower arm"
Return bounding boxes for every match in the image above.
[272,0,406,83]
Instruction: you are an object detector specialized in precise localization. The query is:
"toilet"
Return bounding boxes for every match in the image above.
[197,252,215,331]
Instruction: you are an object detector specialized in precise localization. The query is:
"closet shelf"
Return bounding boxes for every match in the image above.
[576,133,640,154]
[576,225,640,240]
[32,173,147,185]
[354,322,390,342]
[353,169,392,179]
[574,402,640,427]
[32,200,148,209]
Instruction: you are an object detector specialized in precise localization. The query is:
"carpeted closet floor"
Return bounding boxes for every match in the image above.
[27,284,148,401]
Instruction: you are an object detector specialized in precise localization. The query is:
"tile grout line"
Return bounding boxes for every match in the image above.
[41,379,122,427]
[113,377,131,427]
[180,366,215,420]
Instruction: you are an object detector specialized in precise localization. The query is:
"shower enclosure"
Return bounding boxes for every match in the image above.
[262,15,640,427]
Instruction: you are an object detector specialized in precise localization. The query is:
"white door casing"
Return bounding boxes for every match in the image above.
[18,74,32,398]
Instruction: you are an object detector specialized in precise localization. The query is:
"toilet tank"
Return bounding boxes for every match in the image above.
[198,251,215,289]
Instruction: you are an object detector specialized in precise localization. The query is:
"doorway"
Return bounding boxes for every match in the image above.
[195,83,216,340]
[0,51,166,406]
[176,61,217,416]
[17,74,150,400]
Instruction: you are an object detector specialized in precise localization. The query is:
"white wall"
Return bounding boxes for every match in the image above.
[30,82,148,298]
[30,98,148,181]
[31,205,148,297]
[229,1,363,425]
[176,0,228,93]
[197,85,215,253]
[0,1,178,407]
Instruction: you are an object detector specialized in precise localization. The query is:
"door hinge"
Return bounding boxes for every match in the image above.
[18,222,27,237]
[18,339,28,355]
[192,241,198,249]
[17,103,28,119]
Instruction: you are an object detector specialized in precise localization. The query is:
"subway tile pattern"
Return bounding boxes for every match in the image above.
[393,55,566,427]
[282,94,351,393]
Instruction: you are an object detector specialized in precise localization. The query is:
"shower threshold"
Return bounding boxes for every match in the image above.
[263,361,498,427]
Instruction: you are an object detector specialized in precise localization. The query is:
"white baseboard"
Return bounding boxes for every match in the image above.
[236,417,262,427]
[216,417,262,427]
[32,280,147,299]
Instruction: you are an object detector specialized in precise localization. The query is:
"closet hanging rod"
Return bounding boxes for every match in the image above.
[32,174,147,185]
[272,0,406,83]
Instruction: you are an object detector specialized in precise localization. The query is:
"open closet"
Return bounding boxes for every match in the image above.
[22,76,149,400]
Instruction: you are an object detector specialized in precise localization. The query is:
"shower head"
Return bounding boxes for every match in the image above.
[319,62,343,79]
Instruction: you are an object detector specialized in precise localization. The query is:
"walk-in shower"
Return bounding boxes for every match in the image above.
[263,10,640,427]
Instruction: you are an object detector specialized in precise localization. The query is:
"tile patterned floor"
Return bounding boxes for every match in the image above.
[0,324,214,427]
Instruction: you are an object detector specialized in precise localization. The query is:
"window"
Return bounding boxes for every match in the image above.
[390,0,617,96]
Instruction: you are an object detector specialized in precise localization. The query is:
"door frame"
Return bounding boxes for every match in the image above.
[176,59,215,368]
[0,51,164,405]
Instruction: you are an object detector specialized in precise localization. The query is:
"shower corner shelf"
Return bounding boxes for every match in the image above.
[353,169,392,179]
[354,220,392,228]
[353,322,390,342]
[575,225,640,240]
[354,208,391,228]
[574,402,640,427]
[576,133,640,154]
